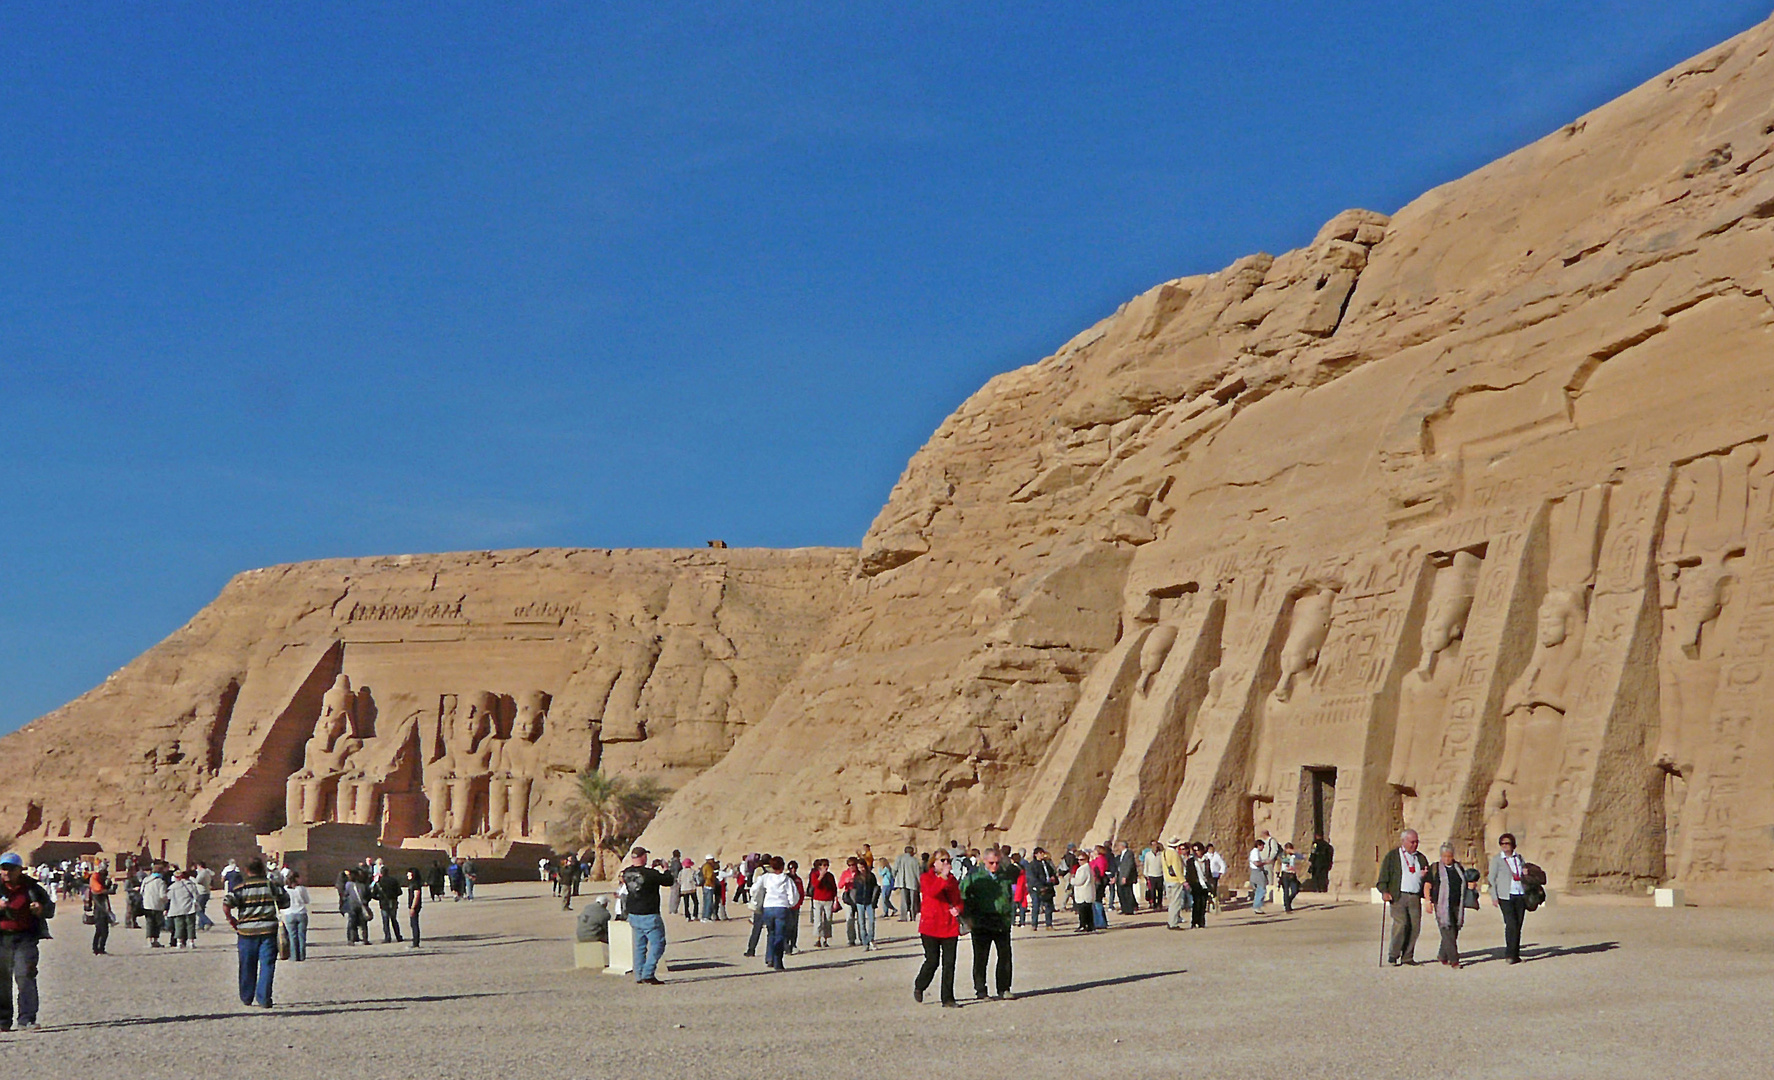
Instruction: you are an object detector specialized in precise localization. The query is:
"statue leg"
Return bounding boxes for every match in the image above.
[425,777,451,835]
[299,779,324,824]
[285,781,304,829]
[487,778,508,836]
[353,781,383,827]
[448,778,473,836]
[511,777,533,837]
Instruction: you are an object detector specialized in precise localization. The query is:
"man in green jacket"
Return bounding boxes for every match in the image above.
[962,847,1019,1001]
[1375,829,1430,966]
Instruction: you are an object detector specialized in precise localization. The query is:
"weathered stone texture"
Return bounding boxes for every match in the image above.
[0,548,853,861]
[643,18,1774,904]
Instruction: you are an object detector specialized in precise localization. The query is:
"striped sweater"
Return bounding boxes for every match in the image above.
[222,877,285,936]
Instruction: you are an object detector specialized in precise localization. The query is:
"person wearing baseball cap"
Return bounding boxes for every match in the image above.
[0,851,55,1031]
[621,847,672,985]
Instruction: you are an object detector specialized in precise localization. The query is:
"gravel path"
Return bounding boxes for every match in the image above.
[5,884,1769,1078]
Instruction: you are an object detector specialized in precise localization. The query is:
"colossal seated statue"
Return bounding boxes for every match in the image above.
[284,674,363,827]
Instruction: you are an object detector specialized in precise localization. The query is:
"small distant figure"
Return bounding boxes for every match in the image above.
[706,539,728,548]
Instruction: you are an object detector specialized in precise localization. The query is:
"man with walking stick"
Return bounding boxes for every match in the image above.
[1375,829,1429,966]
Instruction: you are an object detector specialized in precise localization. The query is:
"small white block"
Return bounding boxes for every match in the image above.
[605,919,634,974]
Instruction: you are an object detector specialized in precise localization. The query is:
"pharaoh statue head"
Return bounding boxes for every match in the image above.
[1536,588,1582,649]
[514,691,550,742]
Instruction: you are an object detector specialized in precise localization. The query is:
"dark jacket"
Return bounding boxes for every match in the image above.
[845,868,880,907]
[1185,856,1209,893]
[961,865,1018,933]
[371,876,404,911]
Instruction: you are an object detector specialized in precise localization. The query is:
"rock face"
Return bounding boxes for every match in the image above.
[0,548,853,865]
[10,17,1774,905]
[643,17,1774,905]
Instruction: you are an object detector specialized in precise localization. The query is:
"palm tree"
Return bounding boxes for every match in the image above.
[551,769,670,880]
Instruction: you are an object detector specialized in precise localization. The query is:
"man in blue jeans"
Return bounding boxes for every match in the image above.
[620,847,672,985]
[221,858,286,1008]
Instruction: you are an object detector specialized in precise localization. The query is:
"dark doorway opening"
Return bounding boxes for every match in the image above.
[1304,767,1337,890]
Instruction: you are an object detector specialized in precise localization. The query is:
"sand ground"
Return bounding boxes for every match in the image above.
[4,881,1770,1078]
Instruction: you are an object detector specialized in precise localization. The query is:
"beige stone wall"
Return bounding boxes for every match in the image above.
[645,17,1774,904]
[0,547,853,859]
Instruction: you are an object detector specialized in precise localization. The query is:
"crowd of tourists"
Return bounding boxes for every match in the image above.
[598,832,1335,1003]
[0,826,1544,1031]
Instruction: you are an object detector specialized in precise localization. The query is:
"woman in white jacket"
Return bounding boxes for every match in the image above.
[1069,859,1098,933]
[280,870,312,961]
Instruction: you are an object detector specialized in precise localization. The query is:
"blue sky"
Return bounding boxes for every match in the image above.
[2,3,1766,734]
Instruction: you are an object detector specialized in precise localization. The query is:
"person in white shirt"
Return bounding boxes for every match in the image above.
[755,857,802,970]
[280,870,313,961]
[1247,842,1270,914]
[1487,833,1530,964]
[1378,829,1430,965]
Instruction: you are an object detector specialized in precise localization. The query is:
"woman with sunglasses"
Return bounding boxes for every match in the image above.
[913,852,964,1007]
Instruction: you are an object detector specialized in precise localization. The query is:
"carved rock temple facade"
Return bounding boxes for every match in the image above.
[0,548,853,878]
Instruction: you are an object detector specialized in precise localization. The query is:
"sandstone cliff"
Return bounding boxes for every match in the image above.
[10,16,1774,905]
[643,16,1774,904]
[0,548,852,862]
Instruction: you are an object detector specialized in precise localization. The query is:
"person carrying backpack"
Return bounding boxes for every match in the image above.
[0,853,54,1031]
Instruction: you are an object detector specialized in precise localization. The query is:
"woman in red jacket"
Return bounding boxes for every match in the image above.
[913,852,963,1007]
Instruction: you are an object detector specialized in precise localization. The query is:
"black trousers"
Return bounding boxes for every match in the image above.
[409,912,422,947]
[971,928,1012,996]
[380,907,403,942]
[1437,925,1461,964]
[1498,896,1527,961]
[1117,881,1137,914]
[92,914,110,953]
[915,934,957,1003]
[1280,874,1300,912]
[1190,888,1208,927]
[1076,900,1095,931]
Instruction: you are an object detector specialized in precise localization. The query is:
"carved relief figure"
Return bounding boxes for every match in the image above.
[1655,443,1773,865]
[1138,624,1180,695]
[601,636,663,742]
[1273,588,1336,703]
[1251,586,1338,805]
[423,691,497,837]
[284,674,364,826]
[1487,485,1608,843]
[488,691,549,837]
[1390,549,1484,819]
